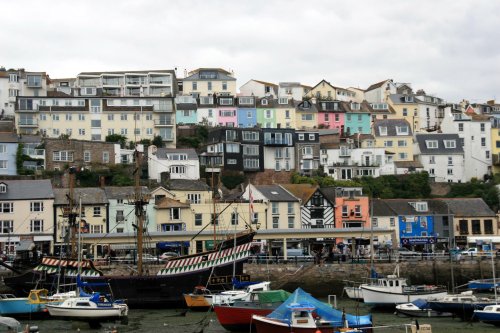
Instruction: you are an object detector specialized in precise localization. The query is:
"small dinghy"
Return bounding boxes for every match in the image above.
[396,299,453,317]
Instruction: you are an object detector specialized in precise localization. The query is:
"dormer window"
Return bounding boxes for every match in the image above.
[410,201,428,212]
[396,126,409,135]
[425,140,438,149]
[261,99,268,106]
[379,126,388,136]
[444,140,456,148]
[0,183,6,193]
[404,96,414,103]
[351,102,360,110]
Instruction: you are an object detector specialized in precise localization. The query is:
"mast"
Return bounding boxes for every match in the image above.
[491,239,497,303]
[128,148,149,276]
[69,167,77,259]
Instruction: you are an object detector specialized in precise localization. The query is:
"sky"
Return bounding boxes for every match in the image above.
[1,0,499,103]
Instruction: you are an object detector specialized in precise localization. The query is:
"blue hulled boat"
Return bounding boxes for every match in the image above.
[468,278,500,292]
[0,290,48,317]
[474,304,500,326]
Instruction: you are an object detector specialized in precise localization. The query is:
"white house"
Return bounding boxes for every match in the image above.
[414,133,465,183]
[148,146,200,182]
[114,144,143,164]
[440,107,492,181]
[414,93,445,132]
[239,79,278,98]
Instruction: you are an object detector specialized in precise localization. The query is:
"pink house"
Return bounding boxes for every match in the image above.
[317,101,345,134]
[217,107,237,127]
[334,189,370,246]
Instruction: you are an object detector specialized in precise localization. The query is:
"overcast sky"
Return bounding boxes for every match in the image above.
[1,0,499,103]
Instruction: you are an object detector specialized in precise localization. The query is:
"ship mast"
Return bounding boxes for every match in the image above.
[68,167,78,259]
[128,149,150,275]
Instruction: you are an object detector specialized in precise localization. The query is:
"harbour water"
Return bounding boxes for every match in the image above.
[16,298,500,333]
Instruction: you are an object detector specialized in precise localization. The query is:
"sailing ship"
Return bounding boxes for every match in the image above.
[4,149,257,308]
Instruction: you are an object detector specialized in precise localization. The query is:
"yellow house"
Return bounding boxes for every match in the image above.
[295,100,318,130]
[305,80,337,100]
[387,94,420,133]
[373,119,414,162]
[274,98,297,129]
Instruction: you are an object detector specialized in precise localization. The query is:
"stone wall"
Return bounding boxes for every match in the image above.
[244,259,500,297]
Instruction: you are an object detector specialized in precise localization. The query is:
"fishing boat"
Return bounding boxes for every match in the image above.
[427,291,496,319]
[361,265,447,307]
[213,289,291,331]
[183,280,271,310]
[473,304,500,326]
[343,286,363,301]
[395,299,453,317]
[0,291,47,317]
[3,152,258,309]
[251,288,372,333]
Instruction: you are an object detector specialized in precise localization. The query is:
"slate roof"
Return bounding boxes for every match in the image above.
[281,184,318,204]
[164,179,210,191]
[439,198,496,217]
[371,199,397,217]
[388,94,418,104]
[0,132,19,143]
[256,97,277,108]
[373,119,412,136]
[294,100,318,113]
[104,186,149,200]
[318,186,337,203]
[394,160,423,168]
[176,103,198,110]
[53,187,107,205]
[0,180,54,200]
[415,134,464,155]
[253,79,278,87]
[155,148,198,160]
[341,101,374,113]
[382,199,449,215]
[255,185,299,202]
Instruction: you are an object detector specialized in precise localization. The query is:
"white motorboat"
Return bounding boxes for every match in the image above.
[361,266,447,307]
[46,293,128,320]
[395,299,453,317]
[343,286,363,301]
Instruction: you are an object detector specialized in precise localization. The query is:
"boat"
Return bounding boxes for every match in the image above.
[473,304,500,326]
[0,316,39,333]
[0,291,47,317]
[252,288,372,333]
[361,266,447,307]
[45,293,128,321]
[395,299,453,317]
[343,286,363,301]
[213,289,291,331]
[183,280,271,310]
[468,278,500,292]
[427,291,496,319]
[3,153,258,309]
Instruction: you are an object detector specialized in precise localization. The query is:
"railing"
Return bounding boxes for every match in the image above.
[22,148,45,156]
[154,119,174,126]
[18,120,38,126]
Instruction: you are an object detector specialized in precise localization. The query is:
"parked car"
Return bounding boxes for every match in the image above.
[123,253,158,264]
[159,252,179,261]
[461,248,479,257]
[395,247,420,258]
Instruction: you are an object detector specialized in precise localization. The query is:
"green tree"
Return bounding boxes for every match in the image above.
[152,135,164,148]
[105,134,127,147]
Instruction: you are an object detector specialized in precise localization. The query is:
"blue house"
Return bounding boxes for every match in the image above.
[0,133,44,175]
[237,96,257,128]
[343,101,373,135]
[175,96,198,125]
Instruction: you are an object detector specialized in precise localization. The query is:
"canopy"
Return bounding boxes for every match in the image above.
[232,277,260,289]
[267,288,372,328]
[412,298,429,309]
[256,290,291,303]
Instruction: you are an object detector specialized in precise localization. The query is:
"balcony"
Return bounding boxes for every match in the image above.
[154,119,174,126]
[161,135,174,141]
[22,148,45,158]
[18,119,38,127]
[264,138,291,146]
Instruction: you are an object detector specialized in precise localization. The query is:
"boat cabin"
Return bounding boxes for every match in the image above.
[375,275,408,291]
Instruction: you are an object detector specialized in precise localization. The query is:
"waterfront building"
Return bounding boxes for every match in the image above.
[0,179,54,255]
[414,134,465,183]
[180,68,236,98]
[53,187,108,250]
[281,184,335,229]
[295,130,320,176]
[370,198,398,248]
[175,95,198,125]
[295,99,317,130]
[333,187,371,245]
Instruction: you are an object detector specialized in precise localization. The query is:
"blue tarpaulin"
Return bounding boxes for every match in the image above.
[267,288,372,328]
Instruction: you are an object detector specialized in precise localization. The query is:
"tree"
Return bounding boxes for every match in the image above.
[105,134,127,147]
[152,135,164,148]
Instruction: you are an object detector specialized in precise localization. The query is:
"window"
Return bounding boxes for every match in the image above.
[448,156,453,165]
[309,134,315,140]
[484,219,493,234]
[459,219,468,234]
[444,140,456,148]
[342,205,348,217]
[30,220,44,233]
[429,156,435,164]
[84,151,91,162]
[146,128,153,135]
[211,213,219,225]
[226,130,237,141]
[192,82,197,90]
[390,217,395,227]
[231,212,238,225]
[121,113,127,121]
[379,126,387,136]
[243,158,259,169]
[458,123,463,132]
[65,114,72,121]
[219,98,233,106]
[0,184,6,193]
[0,220,13,233]
[170,166,186,174]
[121,128,127,135]
[107,114,114,121]
[79,114,85,121]
[399,152,408,160]
[372,218,378,227]
[272,216,279,229]
[402,108,408,117]
[472,220,481,234]
[275,160,280,171]
[481,137,486,147]
[302,146,313,155]
[170,208,180,220]
[90,225,103,233]
[384,140,393,147]
[53,151,74,162]
[227,159,237,164]
[0,161,6,169]
[103,152,109,163]
[79,129,85,136]
[481,123,485,132]
[354,205,362,217]
[405,221,412,233]
[195,214,202,226]
[285,110,290,119]
[242,131,259,141]
[243,145,259,155]
[116,210,124,223]
[288,217,294,228]
[301,114,313,121]
[272,202,279,215]
[93,207,101,216]
[447,168,453,175]
[486,150,490,159]
[187,193,201,204]
[396,126,409,135]
[222,82,227,90]
[30,202,44,212]
[398,140,407,147]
